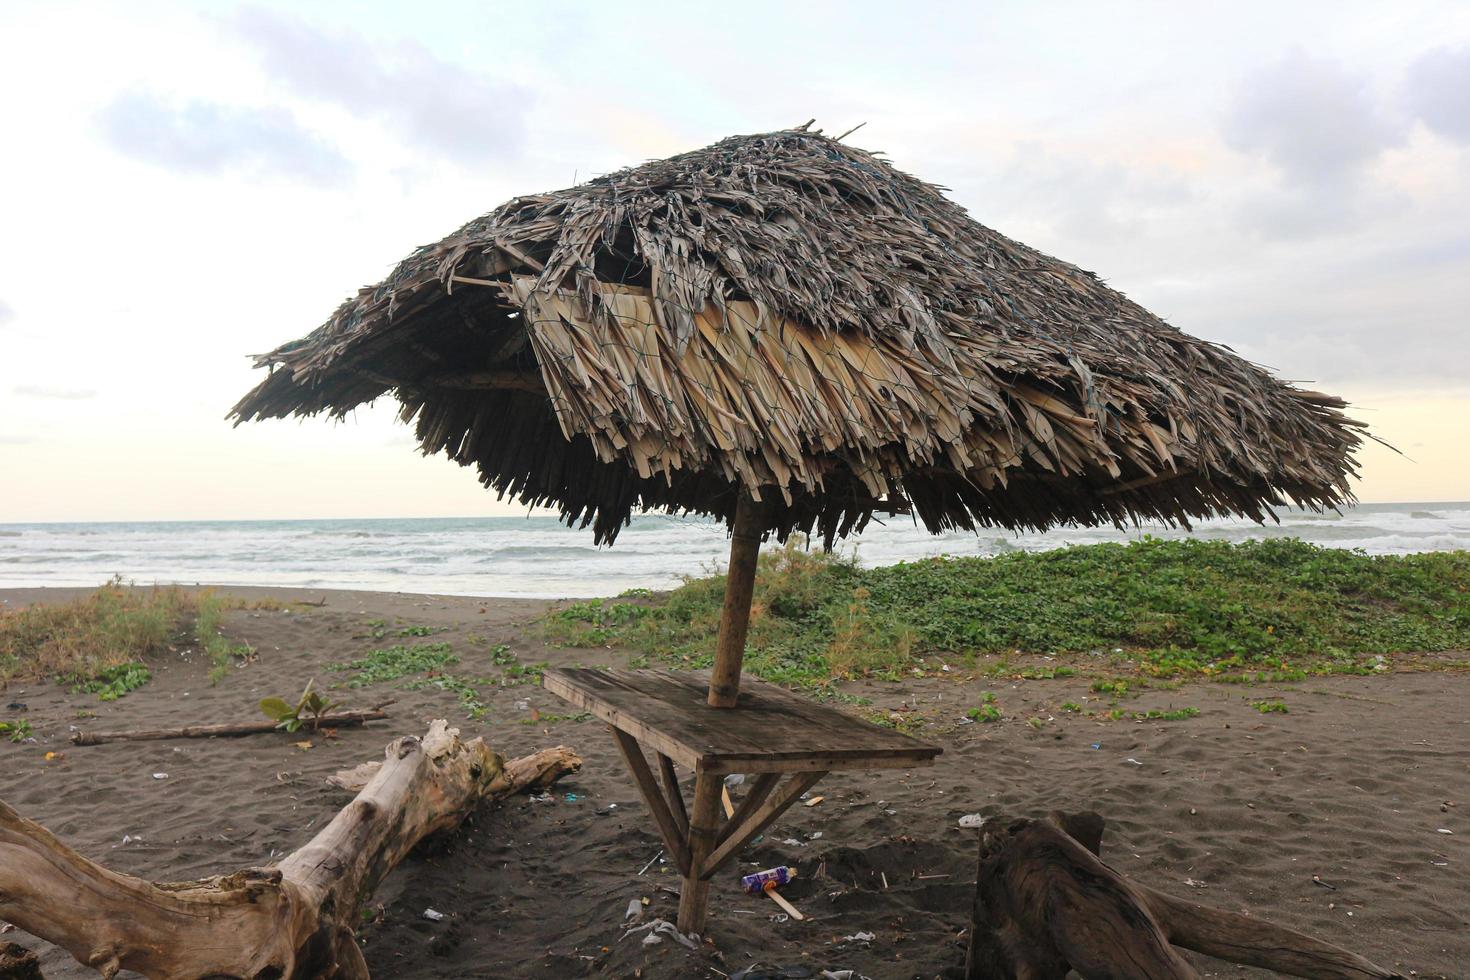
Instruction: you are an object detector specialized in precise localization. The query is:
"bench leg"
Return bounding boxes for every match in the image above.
[676,770,723,934]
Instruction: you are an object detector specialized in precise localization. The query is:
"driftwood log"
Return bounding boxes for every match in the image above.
[69,707,392,745]
[965,811,1404,980]
[0,720,580,979]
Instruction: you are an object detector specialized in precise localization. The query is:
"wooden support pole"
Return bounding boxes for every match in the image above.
[708,494,765,708]
[676,770,725,934]
[658,753,690,836]
[611,728,692,876]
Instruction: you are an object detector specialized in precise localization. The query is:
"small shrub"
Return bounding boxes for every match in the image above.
[1251,699,1289,714]
[1,719,33,742]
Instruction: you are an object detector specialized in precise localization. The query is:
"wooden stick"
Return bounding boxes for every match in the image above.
[70,709,391,746]
[708,494,764,708]
[764,887,804,920]
[0,722,580,980]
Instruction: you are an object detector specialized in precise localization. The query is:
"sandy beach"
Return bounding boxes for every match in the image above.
[2,585,1466,979]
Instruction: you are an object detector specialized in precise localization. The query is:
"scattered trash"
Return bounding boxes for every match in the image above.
[564,793,580,803]
[840,931,876,944]
[622,918,697,949]
[1312,875,1337,891]
[805,796,825,807]
[806,831,823,840]
[513,700,530,711]
[1436,828,1454,835]
[1183,878,1207,888]
[624,898,643,921]
[1125,758,1143,766]
[725,773,746,787]
[422,908,446,922]
[1090,743,1102,750]
[5,702,25,712]
[151,773,168,780]
[781,837,807,847]
[528,792,553,803]
[637,850,664,875]
[121,834,142,845]
[958,813,986,829]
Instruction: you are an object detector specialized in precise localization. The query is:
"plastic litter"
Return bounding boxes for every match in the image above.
[958,813,985,829]
[528,791,553,803]
[564,792,580,802]
[840,931,876,943]
[742,866,797,893]
[725,773,746,787]
[422,908,446,922]
[624,898,643,920]
[151,773,168,780]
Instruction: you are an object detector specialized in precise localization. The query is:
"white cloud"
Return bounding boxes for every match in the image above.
[1405,46,1470,144]
[1223,50,1406,187]
[226,6,529,167]
[97,90,350,185]
[14,385,98,401]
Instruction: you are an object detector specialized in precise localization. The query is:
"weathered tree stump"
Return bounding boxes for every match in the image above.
[0,721,580,979]
[965,811,1404,980]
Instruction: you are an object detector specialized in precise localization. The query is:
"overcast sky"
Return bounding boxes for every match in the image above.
[2,0,1468,522]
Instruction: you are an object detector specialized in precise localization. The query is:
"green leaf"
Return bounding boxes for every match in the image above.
[259,697,294,721]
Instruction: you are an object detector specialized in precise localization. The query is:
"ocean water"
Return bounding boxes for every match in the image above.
[1,502,1466,599]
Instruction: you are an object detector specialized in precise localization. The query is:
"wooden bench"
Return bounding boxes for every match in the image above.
[543,667,941,933]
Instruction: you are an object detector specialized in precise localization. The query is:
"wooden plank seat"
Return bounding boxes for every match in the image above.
[543,667,941,933]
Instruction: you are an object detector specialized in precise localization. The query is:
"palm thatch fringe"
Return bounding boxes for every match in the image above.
[232,127,1366,544]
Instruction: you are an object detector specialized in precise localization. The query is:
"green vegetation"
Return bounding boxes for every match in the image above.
[259,681,341,733]
[967,692,1002,723]
[329,643,458,687]
[329,640,541,721]
[60,661,151,701]
[546,538,1470,689]
[1,719,33,742]
[198,592,253,685]
[0,579,293,697]
[404,674,490,719]
[1060,701,1083,713]
[0,578,190,686]
[1251,699,1290,714]
[1107,706,1201,722]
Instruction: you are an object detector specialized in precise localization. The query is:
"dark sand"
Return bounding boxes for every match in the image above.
[1,586,1465,979]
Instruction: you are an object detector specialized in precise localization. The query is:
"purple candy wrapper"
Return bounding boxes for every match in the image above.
[741,865,796,893]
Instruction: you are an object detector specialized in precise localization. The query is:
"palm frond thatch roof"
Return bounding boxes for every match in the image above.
[231,126,1366,544]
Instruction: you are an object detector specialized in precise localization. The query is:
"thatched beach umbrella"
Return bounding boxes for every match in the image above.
[232,125,1365,709]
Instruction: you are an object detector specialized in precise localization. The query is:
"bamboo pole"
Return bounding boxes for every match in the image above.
[707,494,764,708]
